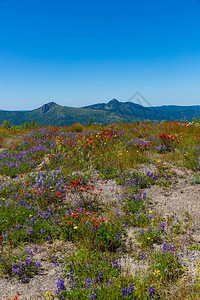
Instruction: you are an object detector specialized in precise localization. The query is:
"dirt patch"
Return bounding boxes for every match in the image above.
[1,164,200,299]
[0,241,75,300]
[141,164,200,281]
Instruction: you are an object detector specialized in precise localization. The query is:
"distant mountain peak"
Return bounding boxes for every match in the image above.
[105,98,120,110]
[109,98,119,102]
[40,102,57,115]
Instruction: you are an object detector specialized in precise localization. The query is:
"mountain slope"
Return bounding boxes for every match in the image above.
[0,99,200,127]
[84,99,200,122]
[0,102,130,126]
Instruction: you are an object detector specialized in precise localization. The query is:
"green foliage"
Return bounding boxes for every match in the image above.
[3,120,10,129]
[137,227,163,248]
[0,249,40,282]
[88,117,93,125]
[149,242,183,283]
[21,119,40,129]
[69,123,85,132]
[187,244,200,251]
[61,249,135,299]
[0,198,62,246]
[190,174,200,184]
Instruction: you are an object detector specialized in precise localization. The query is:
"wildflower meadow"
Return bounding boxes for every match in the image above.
[1,120,200,299]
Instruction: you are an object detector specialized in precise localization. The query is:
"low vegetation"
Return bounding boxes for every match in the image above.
[0,120,200,299]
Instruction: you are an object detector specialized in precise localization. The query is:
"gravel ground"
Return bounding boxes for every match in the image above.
[0,241,75,300]
[1,164,200,299]
[0,171,124,300]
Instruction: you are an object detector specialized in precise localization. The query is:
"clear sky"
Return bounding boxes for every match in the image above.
[0,0,200,110]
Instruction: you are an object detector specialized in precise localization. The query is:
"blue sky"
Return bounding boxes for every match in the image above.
[0,0,200,110]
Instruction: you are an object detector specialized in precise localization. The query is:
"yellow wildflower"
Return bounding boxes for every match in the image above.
[153,269,160,277]
[45,291,55,300]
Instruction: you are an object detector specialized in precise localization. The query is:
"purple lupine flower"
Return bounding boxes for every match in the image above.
[141,252,146,259]
[113,258,121,270]
[12,268,18,274]
[164,269,168,274]
[139,229,144,236]
[68,270,74,281]
[53,257,59,267]
[90,290,97,300]
[106,279,114,287]
[19,261,25,270]
[30,217,36,223]
[41,212,50,219]
[197,157,200,168]
[148,227,152,233]
[3,233,9,239]
[70,281,76,290]
[26,257,32,266]
[16,269,22,277]
[122,284,134,297]
[33,245,38,253]
[170,244,176,255]
[156,145,165,151]
[161,222,165,231]
[115,208,119,215]
[11,262,16,268]
[23,273,28,282]
[123,223,127,228]
[41,229,44,235]
[162,242,170,253]
[126,285,134,296]
[85,276,92,289]
[153,175,158,181]
[143,191,146,200]
[116,233,122,240]
[135,194,140,201]
[149,285,155,299]
[98,270,103,279]
[56,277,66,294]
[149,213,153,220]
[47,235,52,242]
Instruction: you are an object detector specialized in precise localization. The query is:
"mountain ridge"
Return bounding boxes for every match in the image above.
[0,99,200,126]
